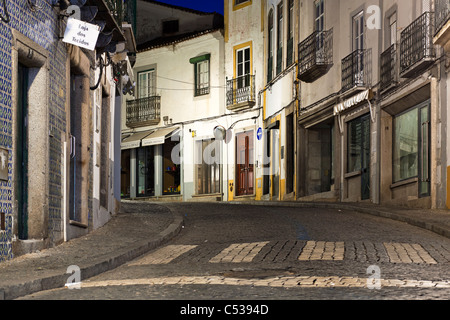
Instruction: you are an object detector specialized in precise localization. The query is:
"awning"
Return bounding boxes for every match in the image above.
[333,89,375,134]
[121,131,153,150]
[142,127,180,147]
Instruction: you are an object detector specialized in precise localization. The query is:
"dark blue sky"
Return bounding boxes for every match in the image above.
[156,0,224,15]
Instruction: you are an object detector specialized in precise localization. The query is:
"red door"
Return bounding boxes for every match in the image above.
[236,131,254,196]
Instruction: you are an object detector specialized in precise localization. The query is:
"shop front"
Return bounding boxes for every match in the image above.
[298,97,339,202]
[334,89,375,203]
[379,83,433,208]
[121,127,181,199]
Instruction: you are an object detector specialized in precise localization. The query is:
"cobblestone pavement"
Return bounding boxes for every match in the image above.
[18,203,450,302]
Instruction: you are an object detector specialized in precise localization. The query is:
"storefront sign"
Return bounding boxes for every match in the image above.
[333,90,372,116]
[63,18,101,51]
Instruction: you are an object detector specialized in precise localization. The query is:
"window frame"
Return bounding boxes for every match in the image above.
[190,54,211,97]
[392,101,430,197]
[352,11,365,51]
[268,9,274,82]
[137,69,156,99]
[276,1,284,74]
[233,0,252,11]
[195,138,220,195]
[314,0,325,32]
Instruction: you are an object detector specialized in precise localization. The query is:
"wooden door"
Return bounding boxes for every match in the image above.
[236,131,254,196]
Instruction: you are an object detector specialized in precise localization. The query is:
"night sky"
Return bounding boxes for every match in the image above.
[155,0,224,15]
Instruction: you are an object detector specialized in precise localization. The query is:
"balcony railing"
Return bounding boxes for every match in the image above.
[380,44,398,92]
[126,96,161,128]
[226,75,256,111]
[105,0,137,34]
[400,12,435,78]
[435,0,450,35]
[298,29,333,83]
[341,49,372,93]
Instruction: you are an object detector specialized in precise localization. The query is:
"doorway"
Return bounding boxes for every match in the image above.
[17,64,28,240]
[348,114,371,200]
[236,131,254,196]
[136,146,155,197]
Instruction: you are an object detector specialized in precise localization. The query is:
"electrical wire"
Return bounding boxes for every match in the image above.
[156,75,226,89]
[0,0,10,23]
[90,56,104,91]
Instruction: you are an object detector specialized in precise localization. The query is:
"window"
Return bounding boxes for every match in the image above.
[196,139,220,195]
[163,20,179,34]
[393,103,430,196]
[315,0,324,32]
[268,9,274,82]
[287,0,294,65]
[234,0,251,9]
[276,1,284,74]
[388,12,397,46]
[190,54,210,96]
[236,46,251,88]
[138,69,156,99]
[196,60,209,96]
[353,11,364,51]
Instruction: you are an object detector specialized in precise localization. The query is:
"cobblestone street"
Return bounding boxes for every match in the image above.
[17,202,450,303]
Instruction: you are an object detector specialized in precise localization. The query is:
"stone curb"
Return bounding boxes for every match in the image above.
[0,207,184,300]
[227,201,450,240]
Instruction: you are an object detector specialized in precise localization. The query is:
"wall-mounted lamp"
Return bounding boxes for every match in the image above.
[213,126,227,141]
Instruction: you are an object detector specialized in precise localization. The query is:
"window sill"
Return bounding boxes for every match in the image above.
[344,170,361,179]
[69,220,88,228]
[390,177,418,189]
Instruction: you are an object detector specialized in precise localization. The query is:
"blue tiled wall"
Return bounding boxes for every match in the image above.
[0,0,69,261]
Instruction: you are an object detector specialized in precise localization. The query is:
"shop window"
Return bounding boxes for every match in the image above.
[393,102,430,196]
[121,149,131,198]
[195,139,220,195]
[347,115,370,174]
[136,146,155,197]
[163,139,181,195]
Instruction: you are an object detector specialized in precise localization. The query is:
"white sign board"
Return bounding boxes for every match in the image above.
[63,18,101,51]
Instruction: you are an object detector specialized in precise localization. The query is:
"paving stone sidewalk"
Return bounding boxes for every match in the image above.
[0,201,184,300]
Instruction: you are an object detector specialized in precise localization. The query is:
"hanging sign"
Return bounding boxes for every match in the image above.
[63,18,101,51]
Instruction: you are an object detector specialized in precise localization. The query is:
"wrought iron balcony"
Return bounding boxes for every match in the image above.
[126,96,161,128]
[435,0,450,36]
[380,44,398,92]
[341,49,372,94]
[105,0,137,34]
[226,75,256,111]
[298,29,333,83]
[400,12,435,78]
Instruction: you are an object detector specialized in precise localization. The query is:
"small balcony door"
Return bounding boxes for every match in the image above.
[138,69,156,99]
[236,47,251,89]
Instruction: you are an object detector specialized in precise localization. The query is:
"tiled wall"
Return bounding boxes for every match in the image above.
[0,0,94,261]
